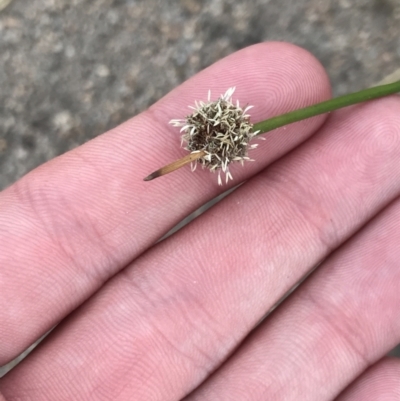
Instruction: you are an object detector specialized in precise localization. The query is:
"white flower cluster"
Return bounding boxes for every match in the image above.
[170,87,260,185]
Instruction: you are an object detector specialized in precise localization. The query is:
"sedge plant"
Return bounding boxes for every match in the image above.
[144,80,400,185]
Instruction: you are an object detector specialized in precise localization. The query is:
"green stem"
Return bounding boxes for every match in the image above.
[253,80,400,135]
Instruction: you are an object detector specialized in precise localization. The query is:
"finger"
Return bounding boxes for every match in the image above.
[185,181,400,400]
[2,97,400,400]
[0,42,331,364]
[336,357,400,401]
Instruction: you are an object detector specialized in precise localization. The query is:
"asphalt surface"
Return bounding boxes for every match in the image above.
[1,0,400,189]
[1,0,399,375]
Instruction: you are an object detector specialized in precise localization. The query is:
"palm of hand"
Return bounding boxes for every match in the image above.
[1,43,400,401]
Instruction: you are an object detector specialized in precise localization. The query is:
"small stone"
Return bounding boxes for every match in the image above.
[0,0,14,12]
[65,44,76,58]
[52,110,74,131]
[95,64,110,78]
[0,138,7,152]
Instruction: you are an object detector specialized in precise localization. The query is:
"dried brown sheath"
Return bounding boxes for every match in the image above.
[144,150,206,181]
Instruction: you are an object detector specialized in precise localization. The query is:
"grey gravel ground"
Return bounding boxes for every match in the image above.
[1,0,399,375]
[1,0,400,189]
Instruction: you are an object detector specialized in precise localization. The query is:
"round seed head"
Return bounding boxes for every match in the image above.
[170,87,259,184]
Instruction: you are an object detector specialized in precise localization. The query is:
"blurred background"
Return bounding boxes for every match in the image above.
[1,0,400,189]
[0,0,399,374]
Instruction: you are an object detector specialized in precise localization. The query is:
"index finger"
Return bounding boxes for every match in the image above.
[0,42,331,364]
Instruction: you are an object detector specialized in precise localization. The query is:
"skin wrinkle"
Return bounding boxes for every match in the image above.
[99,278,209,399]
[298,288,372,370]
[35,179,116,287]
[265,167,340,254]
[119,254,231,372]
[72,206,124,284]
[11,174,92,277]
[174,297,235,371]
[258,129,358,245]
[144,101,186,148]
[102,345,162,401]
[9,171,39,216]
[215,334,294,401]
[336,358,400,400]
[133,246,243,390]
[142,314,204,374]
[48,300,153,401]
[246,172,335,287]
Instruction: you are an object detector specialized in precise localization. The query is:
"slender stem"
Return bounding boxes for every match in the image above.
[254,80,400,135]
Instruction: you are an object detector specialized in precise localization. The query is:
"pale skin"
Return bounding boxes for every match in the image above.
[0,42,400,400]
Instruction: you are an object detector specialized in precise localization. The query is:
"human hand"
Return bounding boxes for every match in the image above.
[0,42,399,401]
